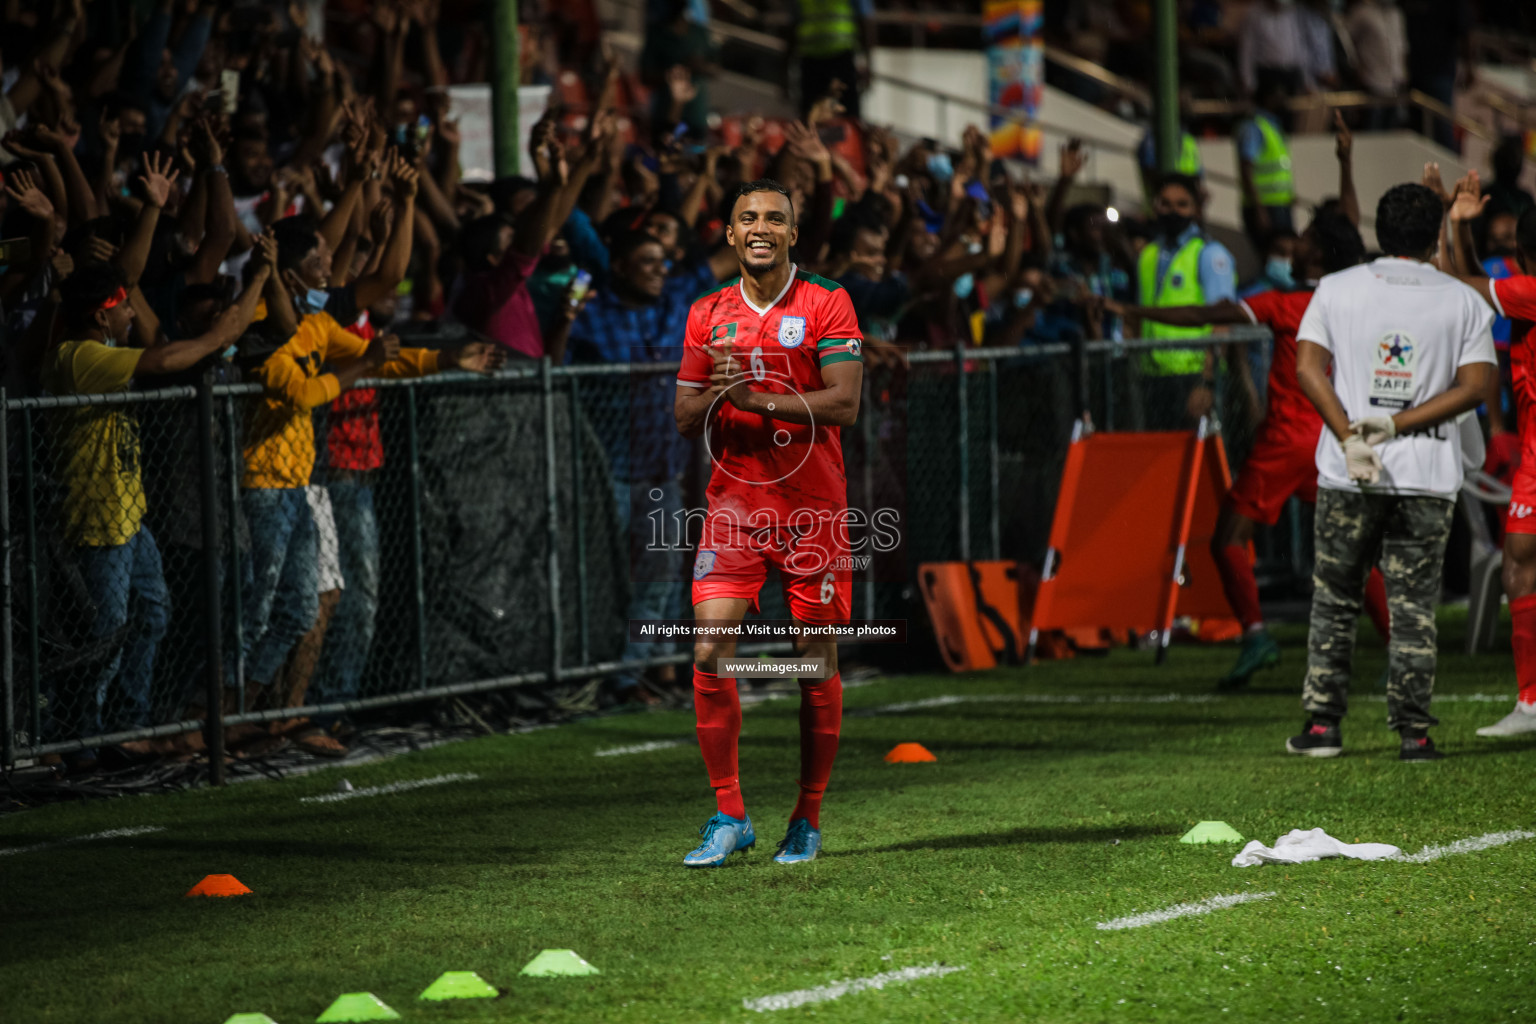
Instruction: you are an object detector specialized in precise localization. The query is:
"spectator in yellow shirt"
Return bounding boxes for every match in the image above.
[40,240,276,759]
[236,164,499,699]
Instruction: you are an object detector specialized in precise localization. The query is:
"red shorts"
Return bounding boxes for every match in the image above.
[691,508,853,624]
[1506,428,1536,534]
[1226,423,1320,525]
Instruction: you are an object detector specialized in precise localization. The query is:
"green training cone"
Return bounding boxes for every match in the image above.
[223,1015,280,1024]
[519,949,601,977]
[419,971,499,1000]
[314,992,400,1022]
[1180,821,1245,844]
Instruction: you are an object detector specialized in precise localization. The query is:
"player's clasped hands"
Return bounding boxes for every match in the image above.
[707,342,758,409]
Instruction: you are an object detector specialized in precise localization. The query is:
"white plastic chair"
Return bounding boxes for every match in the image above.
[1461,470,1512,654]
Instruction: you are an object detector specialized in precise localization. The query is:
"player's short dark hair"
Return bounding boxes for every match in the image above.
[1156,172,1202,206]
[730,179,795,224]
[60,262,127,333]
[1374,183,1443,258]
[1308,210,1366,275]
[610,228,663,265]
[271,214,322,274]
[1517,207,1536,261]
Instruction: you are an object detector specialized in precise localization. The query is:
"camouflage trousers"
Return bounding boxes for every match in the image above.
[1304,487,1454,732]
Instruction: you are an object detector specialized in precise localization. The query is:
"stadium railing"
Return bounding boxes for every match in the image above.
[1,328,1275,767]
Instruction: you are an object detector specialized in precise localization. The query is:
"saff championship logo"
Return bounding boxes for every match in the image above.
[1379,333,1413,368]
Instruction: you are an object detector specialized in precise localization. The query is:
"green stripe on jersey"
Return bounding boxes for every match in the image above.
[817,337,857,350]
[798,271,845,294]
[819,351,862,367]
[696,277,739,301]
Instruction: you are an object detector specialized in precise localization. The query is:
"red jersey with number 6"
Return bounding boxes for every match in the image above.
[678,267,863,518]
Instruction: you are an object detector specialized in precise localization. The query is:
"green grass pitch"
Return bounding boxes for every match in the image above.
[3,613,1534,1023]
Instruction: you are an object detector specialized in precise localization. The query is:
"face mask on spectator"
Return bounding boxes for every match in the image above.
[1266,256,1295,290]
[1157,212,1191,240]
[927,152,954,183]
[300,287,329,313]
[1014,288,1034,308]
[953,272,975,299]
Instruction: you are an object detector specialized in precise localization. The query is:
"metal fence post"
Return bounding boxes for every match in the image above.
[541,358,563,681]
[22,408,40,743]
[222,394,245,695]
[860,374,876,622]
[955,344,971,562]
[2,391,12,767]
[1103,347,1116,431]
[568,376,589,666]
[406,385,428,690]
[988,364,1000,560]
[196,371,225,784]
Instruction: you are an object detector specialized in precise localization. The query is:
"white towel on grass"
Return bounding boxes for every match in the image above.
[1232,828,1401,867]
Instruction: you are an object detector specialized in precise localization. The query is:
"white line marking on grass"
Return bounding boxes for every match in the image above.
[743,964,966,1012]
[298,772,480,804]
[1096,891,1276,931]
[1361,693,1513,703]
[0,825,166,857]
[864,692,1221,715]
[1395,830,1536,863]
[594,739,688,757]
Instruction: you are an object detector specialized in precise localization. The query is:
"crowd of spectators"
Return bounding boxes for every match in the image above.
[2,0,1531,770]
[1045,0,1533,153]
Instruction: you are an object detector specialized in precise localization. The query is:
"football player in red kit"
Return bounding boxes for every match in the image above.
[1449,181,1536,737]
[1108,210,1392,687]
[673,180,863,865]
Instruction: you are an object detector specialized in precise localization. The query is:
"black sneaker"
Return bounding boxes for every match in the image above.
[1399,731,1444,762]
[1285,719,1343,758]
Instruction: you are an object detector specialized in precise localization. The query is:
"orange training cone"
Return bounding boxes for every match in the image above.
[884,743,937,763]
[185,874,253,897]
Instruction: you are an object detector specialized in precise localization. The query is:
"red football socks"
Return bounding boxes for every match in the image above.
[1215,543,1263,629]
[692,668,745,819]
[791,672,843,829]
[1364,568,1390,642]
[1511,594,1536,706]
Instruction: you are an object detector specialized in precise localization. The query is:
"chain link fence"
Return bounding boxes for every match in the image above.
[3,330,1280,766]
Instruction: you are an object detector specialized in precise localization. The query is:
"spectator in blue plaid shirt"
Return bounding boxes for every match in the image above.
[567,230,719,703]
[1042,204,1135,342]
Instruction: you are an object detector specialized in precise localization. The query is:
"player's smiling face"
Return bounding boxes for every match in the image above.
[727,190,798,276]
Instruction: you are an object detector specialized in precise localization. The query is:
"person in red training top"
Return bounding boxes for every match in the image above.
[1449,180,1536,738]
[1107,210,1390,687]
[674,179,863,867]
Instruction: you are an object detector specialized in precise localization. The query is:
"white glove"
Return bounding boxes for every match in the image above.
[1350,415,1397,446]
[1342,432,1383,484]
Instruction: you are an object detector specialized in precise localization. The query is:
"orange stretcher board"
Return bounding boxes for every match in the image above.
[1026,419,1243,663]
